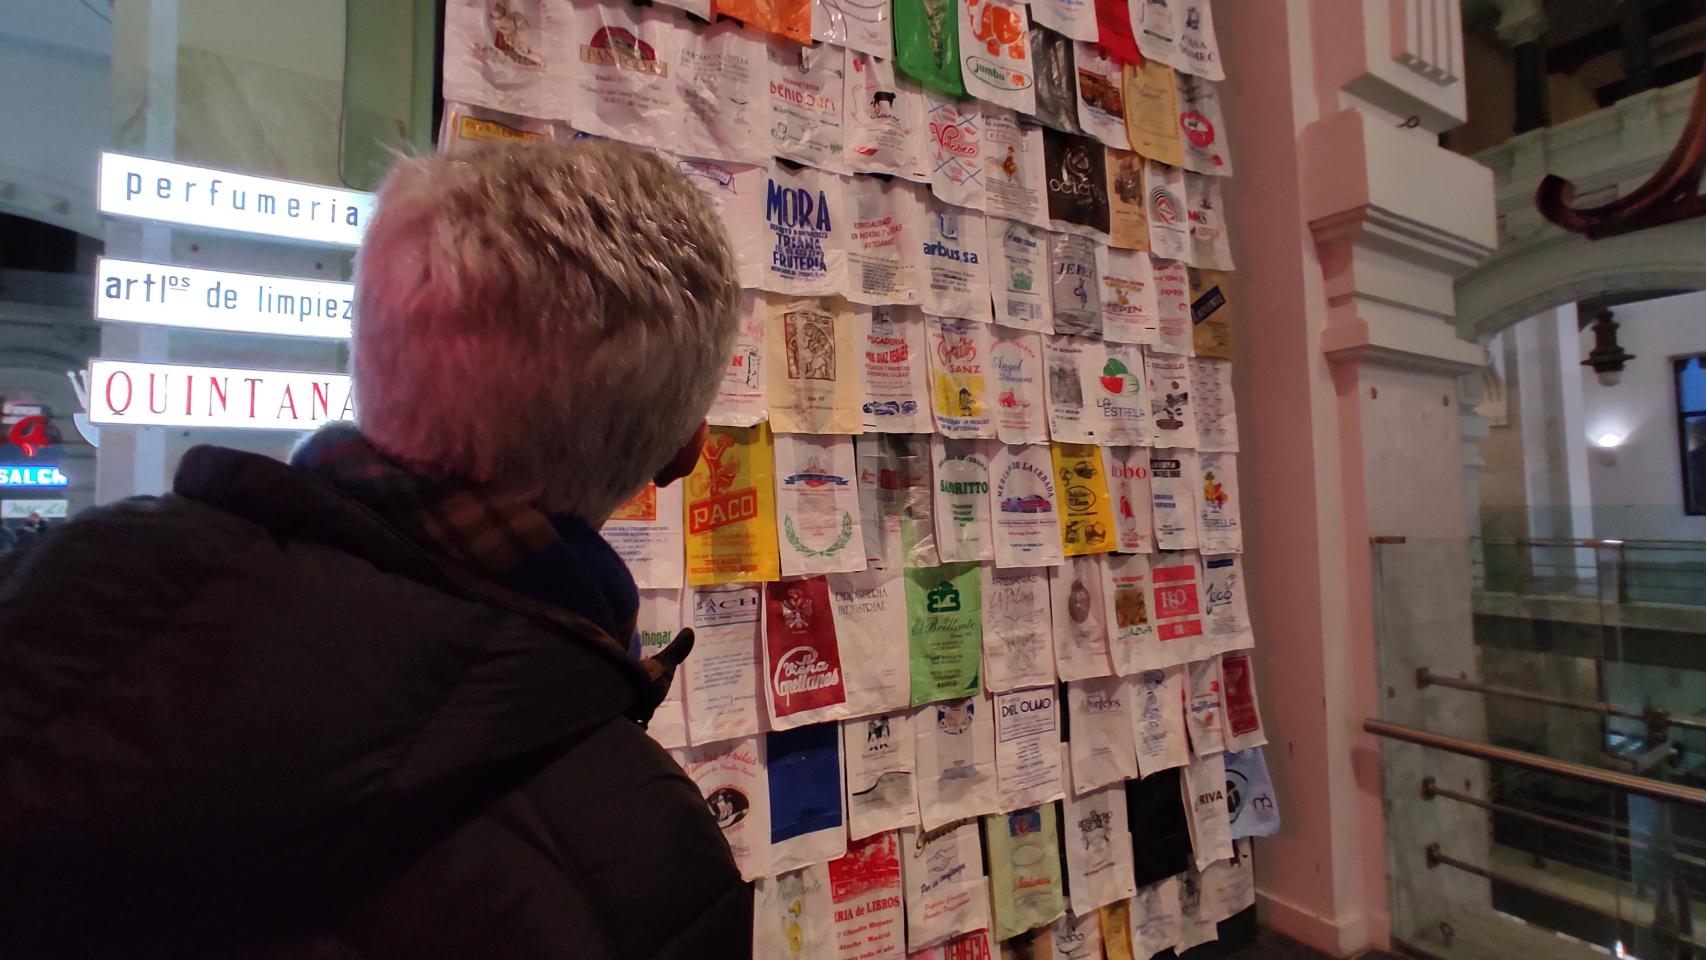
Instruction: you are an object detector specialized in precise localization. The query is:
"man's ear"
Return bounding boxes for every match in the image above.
[655,421,709,487]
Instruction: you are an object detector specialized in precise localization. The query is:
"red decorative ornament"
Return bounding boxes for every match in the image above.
[6,415,52,458]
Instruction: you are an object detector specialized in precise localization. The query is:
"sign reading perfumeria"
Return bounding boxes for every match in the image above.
[98,153,375,247]
[96,258,354,340]
[88,360,354,430]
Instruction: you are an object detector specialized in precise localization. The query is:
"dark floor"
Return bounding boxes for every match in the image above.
[1221,929,1405,960]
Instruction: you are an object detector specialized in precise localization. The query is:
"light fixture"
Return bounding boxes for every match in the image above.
[1582,307,1635,386]
[1595,431,1626,448]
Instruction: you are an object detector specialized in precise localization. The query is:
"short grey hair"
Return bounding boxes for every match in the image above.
[353,140,740,521]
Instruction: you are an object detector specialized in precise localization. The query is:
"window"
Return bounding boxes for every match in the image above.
[1678,355,1706,515]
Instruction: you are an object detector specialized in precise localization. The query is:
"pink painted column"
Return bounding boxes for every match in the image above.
[1214,0,1495,954]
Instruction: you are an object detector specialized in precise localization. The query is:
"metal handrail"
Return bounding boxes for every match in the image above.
[1422,778,1706,871]
[1474,536,1706,551]
[1415,668,1706,733]
[1363,719,1706,807]
[1425,843,1706,952]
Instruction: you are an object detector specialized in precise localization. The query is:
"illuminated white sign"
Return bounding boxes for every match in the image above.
[98,153,374,247]
[2,499,68,519]
[89,360,354,431]
[0,465,69,487]
[95,258,354,340]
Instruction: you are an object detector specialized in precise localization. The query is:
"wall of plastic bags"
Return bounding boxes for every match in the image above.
[442,0,1277,955]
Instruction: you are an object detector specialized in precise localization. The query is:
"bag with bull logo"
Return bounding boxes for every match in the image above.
[845,51,925,176]
[762,576,852,729]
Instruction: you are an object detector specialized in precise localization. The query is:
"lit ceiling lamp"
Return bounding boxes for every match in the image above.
[1582,308,1635,386]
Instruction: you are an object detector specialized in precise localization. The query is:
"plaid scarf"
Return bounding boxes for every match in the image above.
[290,424,640,656]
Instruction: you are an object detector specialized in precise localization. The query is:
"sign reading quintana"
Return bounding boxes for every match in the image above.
[87,360,353,431]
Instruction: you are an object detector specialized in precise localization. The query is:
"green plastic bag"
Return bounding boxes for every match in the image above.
[905,561,983,705]
[894,0,966,98]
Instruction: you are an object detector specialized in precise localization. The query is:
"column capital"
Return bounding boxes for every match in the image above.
[1302,108,1497,373]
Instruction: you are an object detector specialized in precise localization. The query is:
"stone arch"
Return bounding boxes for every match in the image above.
[1456,219,1706,341]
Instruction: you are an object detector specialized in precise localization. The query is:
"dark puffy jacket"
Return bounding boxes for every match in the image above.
[0,447,750,959]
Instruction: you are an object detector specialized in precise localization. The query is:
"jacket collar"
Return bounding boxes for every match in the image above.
[171,441,649,695]
[288,425,639,645]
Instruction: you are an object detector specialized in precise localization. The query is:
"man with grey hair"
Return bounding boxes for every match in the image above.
[0,142,750,958]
